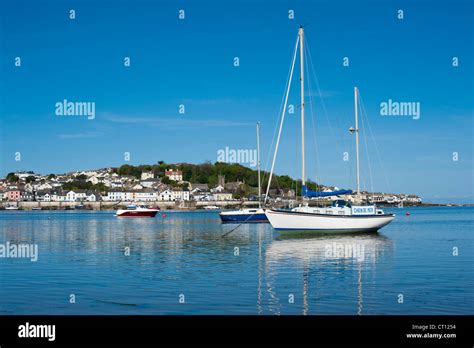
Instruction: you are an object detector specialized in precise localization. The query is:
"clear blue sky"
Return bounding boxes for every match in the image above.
[0,0,473,203]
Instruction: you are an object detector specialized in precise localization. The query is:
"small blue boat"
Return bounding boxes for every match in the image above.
[219,122,269,224]
[219,208,268,223]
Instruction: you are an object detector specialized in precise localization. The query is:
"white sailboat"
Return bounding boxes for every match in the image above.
[264,27,395,233]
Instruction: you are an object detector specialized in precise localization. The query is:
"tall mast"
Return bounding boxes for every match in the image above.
[299,26,305,187]
[354,86,360,195]
[256,122,261,208]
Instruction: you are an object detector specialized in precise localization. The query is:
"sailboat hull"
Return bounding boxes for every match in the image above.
[219,209,268,223]
[265,209,394,233]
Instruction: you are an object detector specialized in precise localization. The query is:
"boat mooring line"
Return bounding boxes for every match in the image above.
[220,213,258,238]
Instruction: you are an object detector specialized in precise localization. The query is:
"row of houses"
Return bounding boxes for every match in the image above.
[2,168,183,192]
[0,188,193,202]
[366,193,422,204]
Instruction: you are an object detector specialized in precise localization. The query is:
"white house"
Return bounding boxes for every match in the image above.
[172,189,190,201]
[36,191,52,202]
[131,184,144,190]
[102,178,113,187]
[66,190,87,202]
[33,182,53,191]
[110,181,125,188]
[51,192,67,201]
[405,195,422,204]
[159,189,175,201]
[105,191,134,201]
[87,176,101,185]
[165,169,183,182]
[134,189,157,202]
[141,179,161,188]
[16,172,37,180]
[141,171,154,180]
[211,185,225,193]
[86,192,98,202]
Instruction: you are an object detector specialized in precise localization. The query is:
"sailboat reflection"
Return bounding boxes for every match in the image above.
[263,233,393,315]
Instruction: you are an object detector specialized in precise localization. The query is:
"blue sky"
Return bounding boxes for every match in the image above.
[0,0,472,203]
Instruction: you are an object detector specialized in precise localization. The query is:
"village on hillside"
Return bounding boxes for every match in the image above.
[0,164,422,207]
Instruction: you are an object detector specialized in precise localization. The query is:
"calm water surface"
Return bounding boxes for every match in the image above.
[0,207,472,315]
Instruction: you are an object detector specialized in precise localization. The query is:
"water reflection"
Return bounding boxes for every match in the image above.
[1,208,471,315]
[264,233,394,315]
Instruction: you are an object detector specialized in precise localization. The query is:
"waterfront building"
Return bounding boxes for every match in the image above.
[405,195,422,204]
[104,190,134,202]
[66,190,87,202]
[172,188,190,201]
[133,189,157,202]
[86,192,100,202]
[6,189,21,201]
[20,191,34,201]
[51,191,67,202]
[213,192,233,201]
[35,190,50,202]
[158,189,174,201]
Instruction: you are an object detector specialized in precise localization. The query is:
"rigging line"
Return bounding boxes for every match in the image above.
[264,34,300,205]
[295,107,300,200]
[305,36,345,152]
[348,126,355,193]
[220,212,259,237]
[358,92,392,194]
[304,41,321,187]
[261,37,299,192]
[359,92,374,195]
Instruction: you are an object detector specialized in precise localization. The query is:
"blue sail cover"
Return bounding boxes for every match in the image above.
[302,185,353,198]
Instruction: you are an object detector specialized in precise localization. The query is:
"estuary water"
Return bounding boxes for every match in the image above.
[0,207,472,315]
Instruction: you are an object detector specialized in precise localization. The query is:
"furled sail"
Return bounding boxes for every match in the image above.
[302,185,353,198]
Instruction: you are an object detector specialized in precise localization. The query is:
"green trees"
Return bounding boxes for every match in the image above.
[111,161,322,193]
[6,172,19,182]
[62,181,108,193]
[173,161,311,191]
[117,164,142,178]
[161,176,171,185]
[25,176,36,183]
[76,174,87,181]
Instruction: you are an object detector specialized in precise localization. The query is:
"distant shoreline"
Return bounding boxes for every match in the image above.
[0,201,471,211]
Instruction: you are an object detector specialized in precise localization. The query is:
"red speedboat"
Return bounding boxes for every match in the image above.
[115,204,159,217]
